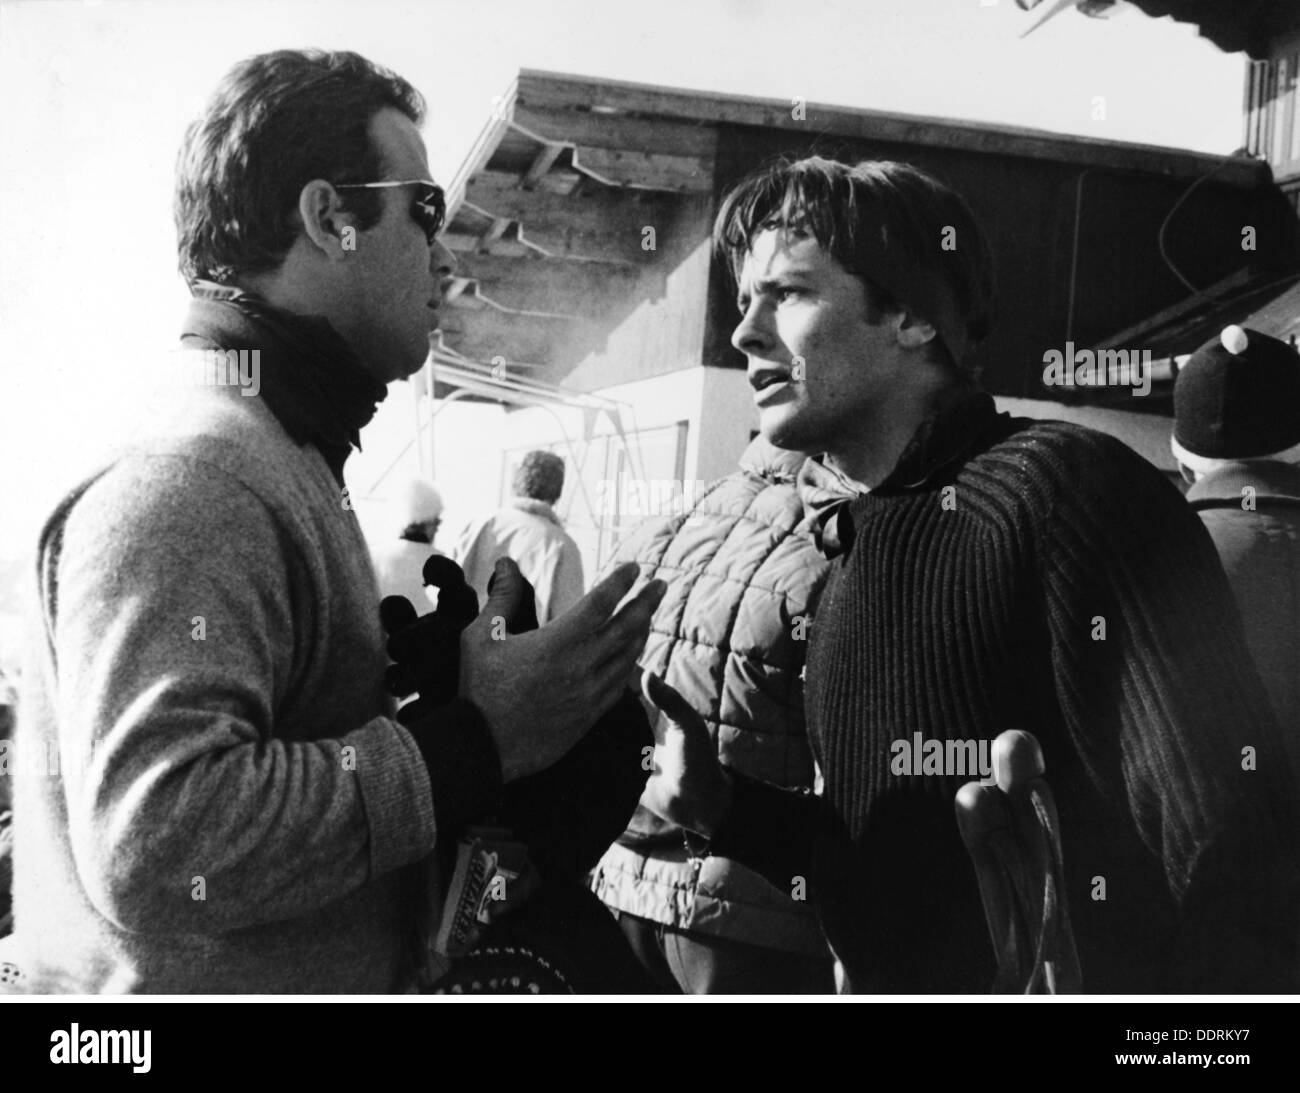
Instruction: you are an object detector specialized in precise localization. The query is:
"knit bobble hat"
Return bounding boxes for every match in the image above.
[1172,325,1300,473]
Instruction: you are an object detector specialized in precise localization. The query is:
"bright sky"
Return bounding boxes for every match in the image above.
[0,0,1246,569]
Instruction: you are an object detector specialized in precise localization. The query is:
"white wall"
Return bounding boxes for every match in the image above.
[995,396,1177,474]
[353,382,507,556]
[391,362,758,590]
[698,366,759,483]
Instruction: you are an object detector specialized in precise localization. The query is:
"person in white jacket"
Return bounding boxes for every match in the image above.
[370,475,445,611]
[455,451,585,623]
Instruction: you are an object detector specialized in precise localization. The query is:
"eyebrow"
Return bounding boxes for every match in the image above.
[737,271,815,306]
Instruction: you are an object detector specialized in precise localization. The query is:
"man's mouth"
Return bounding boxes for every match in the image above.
[751,369,794,406]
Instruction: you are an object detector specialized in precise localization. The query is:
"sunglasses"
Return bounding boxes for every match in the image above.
[332,179,446,246]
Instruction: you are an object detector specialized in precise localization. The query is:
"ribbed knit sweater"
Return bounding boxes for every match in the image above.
[715,389,1299,993]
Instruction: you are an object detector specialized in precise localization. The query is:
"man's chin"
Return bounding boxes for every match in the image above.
[392,347,432,383]
[758,410,812,452]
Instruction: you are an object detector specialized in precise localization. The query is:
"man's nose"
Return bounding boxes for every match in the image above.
[731,299,772,356]
[431,239,457,278]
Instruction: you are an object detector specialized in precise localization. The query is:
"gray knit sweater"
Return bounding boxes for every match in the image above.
[12,384,442,993]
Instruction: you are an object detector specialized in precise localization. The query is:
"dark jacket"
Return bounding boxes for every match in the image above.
[1187,460,1300,779]
[714,389,1300,993]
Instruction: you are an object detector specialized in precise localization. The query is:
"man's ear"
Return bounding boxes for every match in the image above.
[893,308,938,351]
[297,180,356,260]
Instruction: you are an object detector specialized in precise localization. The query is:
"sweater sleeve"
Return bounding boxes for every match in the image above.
[43,454,448,935]
[1037,431,1300,990]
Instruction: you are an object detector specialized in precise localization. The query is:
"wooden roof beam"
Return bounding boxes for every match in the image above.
[521,140,568,190]
[477,217,516,252]
[513,69,1268,189]
[571,146,714,194]
[465,170,676,232]
[451,252,653,316]
[459,193,672,264]
[441,218,544,258]
[510,103,716,158]
[441,276,476,306]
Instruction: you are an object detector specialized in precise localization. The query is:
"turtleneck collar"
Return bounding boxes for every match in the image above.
[180,281,388,481]
[797,384,1005,558]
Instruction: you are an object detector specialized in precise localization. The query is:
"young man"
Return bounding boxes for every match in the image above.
[642,156,1299,993]
[7,50,663,993]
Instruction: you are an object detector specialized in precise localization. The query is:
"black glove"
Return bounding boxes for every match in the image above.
[380,555,653,994]
[380,555,480,723]
[379,557,651,874]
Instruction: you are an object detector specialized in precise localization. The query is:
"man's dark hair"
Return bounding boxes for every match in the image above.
[714,156,994,374]
[513,451,566,505]
[175,49,425,285]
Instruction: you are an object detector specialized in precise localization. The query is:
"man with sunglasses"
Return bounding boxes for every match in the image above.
[7,49,663,993]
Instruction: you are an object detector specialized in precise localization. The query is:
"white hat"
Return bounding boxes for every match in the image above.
[392,475,443,528]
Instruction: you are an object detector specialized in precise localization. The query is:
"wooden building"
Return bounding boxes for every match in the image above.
[1065,0,1300,406]
[401,67,1299,573]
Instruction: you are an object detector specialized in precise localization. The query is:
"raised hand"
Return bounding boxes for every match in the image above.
[638,669,733,838]
[458,559,666,782]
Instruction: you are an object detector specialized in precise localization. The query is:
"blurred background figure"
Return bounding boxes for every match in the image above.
[1174,324,1300,775]
[371,475,445,611]
[454,450,584,623]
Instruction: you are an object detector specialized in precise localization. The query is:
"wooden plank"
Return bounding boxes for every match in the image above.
[441,276,475,305]
[521,141,567,189]
[572,146,713,193]
[445,201,496,234]
[514,218,665,264]
[480,217,513,246]
[514,69,1268,189]
[452,252,647,315]
[460,182,676,263]
[440,231,539,258]
[511,103,716,157]
[465,171,675,232]
[458,200,650,264]
[447,78,517,217]
[479,146,584,195]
